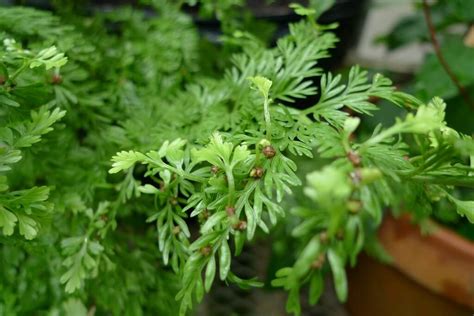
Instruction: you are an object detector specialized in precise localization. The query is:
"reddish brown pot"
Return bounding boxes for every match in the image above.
[346,215,474,316]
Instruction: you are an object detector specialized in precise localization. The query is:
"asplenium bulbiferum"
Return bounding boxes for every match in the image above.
[1,2,473,315]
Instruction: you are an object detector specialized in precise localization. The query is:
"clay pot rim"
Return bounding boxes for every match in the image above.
[426,216,474,257]
[393,213,474,257]
[379,213,474,309]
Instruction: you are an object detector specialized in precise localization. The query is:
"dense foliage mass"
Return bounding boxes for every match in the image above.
[1,1,473,315]
[380,0,474,239]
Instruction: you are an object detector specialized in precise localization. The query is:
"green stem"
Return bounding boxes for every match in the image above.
[409,145,441,163]
[403,146,451,177]
[225,167,235,204]
[361,125,403,149]
[470,155,474,177]
[411,175,474,188]
[7,61,29,84]
[255,145,261,165]
[301,103,319,116]
[152,160,205,182]
[180,171,205,183]
[263,98,272,140]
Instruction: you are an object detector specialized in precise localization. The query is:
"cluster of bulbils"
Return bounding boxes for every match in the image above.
[250,144,276,179]
[198,141,278,253]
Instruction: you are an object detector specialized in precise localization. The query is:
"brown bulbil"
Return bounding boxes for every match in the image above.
[233,220,247,231]
[337,229,345,240]
[100,215,108,222]
[51,74,62,85]
[170,197,178,205]
[311,254,326,269]
[159,181,165,192]
[319,231,329,243]
[198,209,210,224]
[201,209,210,220]
[350,169,362,185]
[250,167,264,179]
[200,246,212,256]
[262,145,276,159]
[172,226,181,235]
[347,150,361,166]
[0,75,5,85]
[368,95,381,104]
[347,200,362,214]
[211,165,219,174]
[226,205,235,216]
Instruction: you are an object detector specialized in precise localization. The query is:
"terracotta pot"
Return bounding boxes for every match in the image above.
[347,215,474,316]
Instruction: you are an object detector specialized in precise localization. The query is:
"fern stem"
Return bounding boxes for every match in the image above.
[361,125,402,148]
[264,98,272,140]
[411,175,474,188]
[422,0,474,111]
[225,168,235,204]
[7,61,29,84]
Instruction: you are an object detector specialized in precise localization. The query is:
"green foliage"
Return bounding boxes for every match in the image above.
[1,3,195,315]
[380,0,474,118]
[417,36,474,100]
[1,1,473,316]
[0,36,66,241]
[380,0,474,240]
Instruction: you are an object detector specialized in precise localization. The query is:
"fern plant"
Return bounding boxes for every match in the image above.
[378,0,474,240]
[0,39,67,239]
[1,1,473,315]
